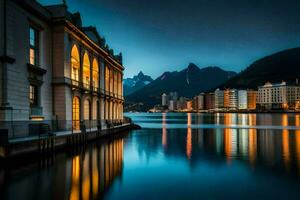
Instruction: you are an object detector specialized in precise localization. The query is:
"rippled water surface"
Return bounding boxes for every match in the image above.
[2,113,300,200]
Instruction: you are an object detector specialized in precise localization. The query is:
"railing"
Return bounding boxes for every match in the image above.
[4,118,129,140]
[93,86,98,93]
[82,82,90,90]
[53,77,124,99]
[30,106,43,116]
[71,79,80,87]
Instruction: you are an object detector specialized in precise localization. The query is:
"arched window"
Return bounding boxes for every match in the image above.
[118,72,122,97]
[114,70,118,95]
[83,52,90,89]
[105,66,110,92]
[109,69,113,93]
[84,100,91,120]
[72,96,80,130]
[92,59,99,91]
[71,45,80,82]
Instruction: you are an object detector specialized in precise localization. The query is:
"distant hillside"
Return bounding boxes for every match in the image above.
[218,47,300,89]
[126,63,236,110]
[123,71,153,96]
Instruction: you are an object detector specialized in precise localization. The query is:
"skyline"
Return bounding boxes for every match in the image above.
[40,0,300,78]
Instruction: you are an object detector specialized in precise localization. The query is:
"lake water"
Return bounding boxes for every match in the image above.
[1,113,300,199]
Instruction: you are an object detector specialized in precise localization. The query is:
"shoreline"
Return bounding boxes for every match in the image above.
[147,110,300,114]
[0,123,140,159]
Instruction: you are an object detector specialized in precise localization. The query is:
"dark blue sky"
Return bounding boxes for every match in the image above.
[41,0,300,78]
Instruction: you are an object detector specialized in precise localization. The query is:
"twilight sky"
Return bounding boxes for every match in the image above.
[40,0,300,78]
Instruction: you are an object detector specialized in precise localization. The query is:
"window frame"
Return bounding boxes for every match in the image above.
[29,84,38,106]
[29,26,39,66]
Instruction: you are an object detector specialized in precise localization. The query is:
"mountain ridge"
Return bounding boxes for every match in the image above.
[217,47,300,89]
[123,71,153,96]
[126,63,236,110]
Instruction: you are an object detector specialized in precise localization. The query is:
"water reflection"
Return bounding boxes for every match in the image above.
[3,113,300,199]
[186,113,192,159]
[162,113,167,149]
[152,113,300,177]
[1,138,124,200]
[129,112,300,130]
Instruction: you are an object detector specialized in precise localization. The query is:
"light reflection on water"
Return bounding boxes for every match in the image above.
[1,138,124,200]
[2,113,300,200]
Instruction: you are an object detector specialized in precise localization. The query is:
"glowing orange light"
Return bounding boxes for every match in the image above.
[224,128,232,162]
[282,114,290,170]
[248,129,257,166]
[295,114,300,174]
[70,156,80,200]
[186,127,192,159]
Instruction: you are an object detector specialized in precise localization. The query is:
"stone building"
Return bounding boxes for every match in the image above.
[214,89,224,110]
[228,89,238,110]
[204,92,215,110]
[192,93,204,112]
[247,90,257,110]
[0,0,124,138]
[238,90,247,110]
[257,81,300,110]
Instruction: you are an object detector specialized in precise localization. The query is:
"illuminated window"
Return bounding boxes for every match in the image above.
[118,72,122,96]
[92,59,99,90]
[84,100,91,120]
[71,45,80,81]
[105,66,110,92]
[29,27,39,65]
[114,70,118,95]
[110,69,113,93]
[29,85,38,106]
[83,52,90,89]
[72,97,80,130]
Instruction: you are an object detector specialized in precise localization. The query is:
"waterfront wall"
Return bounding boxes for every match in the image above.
[0,123,134,158]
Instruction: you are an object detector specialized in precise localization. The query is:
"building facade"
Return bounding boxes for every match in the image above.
[257,81,300,110]
[204,92,215,110]
[214,89,224,110]
[193,93,204,111]
[247,90,257,110]
[257,82,285,110]
[161,93,168,106]
[238,90,247,110]
[223,89,230,108]
[0,0,124,138]
[228,89,238,110]
[169,100,176,111]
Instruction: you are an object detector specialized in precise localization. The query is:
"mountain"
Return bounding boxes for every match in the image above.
[218,47,300,89]
[123,71,153,96]
[126,63,236,110]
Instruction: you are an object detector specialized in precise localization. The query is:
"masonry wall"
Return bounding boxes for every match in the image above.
[1,0,53,137]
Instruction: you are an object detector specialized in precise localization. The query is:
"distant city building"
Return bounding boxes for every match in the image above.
[169,100,176,111]
[193,93,204,111]
[247,90,257,110]
[238,90,248,110]
[214,89,224,109]
[286,84,300,109]
[186,100,193,111]
[204,93,215,110]
[223,89,230,108]
[228,89,238,110]
[162,93,169,106]
[177,97,187,110]
[159,81,300,112]
[257,81,300,110]
[214,89,257,111]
